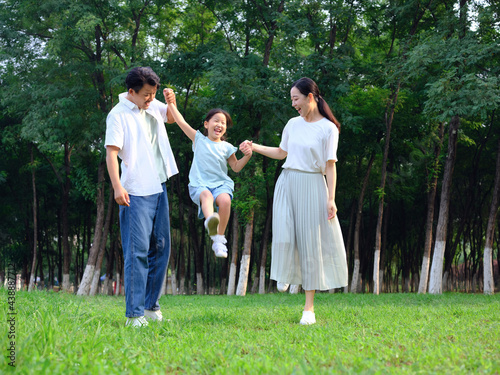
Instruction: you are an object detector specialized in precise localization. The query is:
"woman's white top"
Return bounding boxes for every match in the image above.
[280,116,339,174]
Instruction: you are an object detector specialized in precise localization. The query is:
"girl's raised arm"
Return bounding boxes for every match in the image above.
[164,88,196,142]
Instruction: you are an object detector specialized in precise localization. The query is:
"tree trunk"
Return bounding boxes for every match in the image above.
[261,0,285,66]
[28,144,38,292]
[429,115,460,294]
[418,123,445,293]
[77,162,106,295]
[114,272,120,296]
[227,211,240,295]
[351,152,376,293]
[374,85,399,295]
[236,210,254,296]
[257,204,272,294]
[189,205,204,295]
[90,186,115,295]
[61,143,72,292]
[484,137,500,295]
[170,230,178,296]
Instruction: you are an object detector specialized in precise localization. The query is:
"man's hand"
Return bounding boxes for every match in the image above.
[114,185,130,207]
[163,88,176,105]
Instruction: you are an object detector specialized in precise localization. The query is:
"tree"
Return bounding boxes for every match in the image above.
[484,136,500,295]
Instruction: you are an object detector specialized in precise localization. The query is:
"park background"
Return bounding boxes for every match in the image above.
[0,0,499,297]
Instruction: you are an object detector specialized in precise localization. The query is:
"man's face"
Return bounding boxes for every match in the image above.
[128,83,157,109]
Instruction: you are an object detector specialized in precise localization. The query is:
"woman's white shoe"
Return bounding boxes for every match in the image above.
[300,311,316,325]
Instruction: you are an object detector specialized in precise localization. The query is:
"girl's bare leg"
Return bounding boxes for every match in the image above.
[215,193,231,235]
[199,190,215,219]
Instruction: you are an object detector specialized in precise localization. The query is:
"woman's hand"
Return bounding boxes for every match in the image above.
[239,140,253,156]
[327,199,337,220]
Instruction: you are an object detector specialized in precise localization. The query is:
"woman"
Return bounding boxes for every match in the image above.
[240,77,348,325]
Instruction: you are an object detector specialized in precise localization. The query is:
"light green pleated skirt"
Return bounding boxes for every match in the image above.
[270,169,348,291]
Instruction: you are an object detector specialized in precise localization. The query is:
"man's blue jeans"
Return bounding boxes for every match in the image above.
[119,183,171,318]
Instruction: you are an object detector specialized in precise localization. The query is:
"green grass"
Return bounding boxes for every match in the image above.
[1,290,499,374]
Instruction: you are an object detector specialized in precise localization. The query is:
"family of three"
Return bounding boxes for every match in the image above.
[104,67,348,328]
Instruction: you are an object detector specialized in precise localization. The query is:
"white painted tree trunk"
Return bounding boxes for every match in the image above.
[102,277,111,295]
[171,273,178,296]
[160,272,167,296]
[77,265,95,296]
[62,274,71,292]
[429,241,446,294]
[227,263,237,295]
[179,276,185,295]
[484,246,494,295]
[236,254,251,296]
[258,266,266,294]
[89,266,101,295]
[289,285,300,294]
[114,272,120,296]
[196,273,204,295]
[418,255,431,293]
[429,116,460,295]
[350,259,360,293]
[373,249,381,295]
[442,270,449,292]
[484,139,500,294]
[28,273,36,292]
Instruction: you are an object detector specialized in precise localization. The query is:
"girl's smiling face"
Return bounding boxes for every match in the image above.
[290,86,313,118]
[204,112,227,141]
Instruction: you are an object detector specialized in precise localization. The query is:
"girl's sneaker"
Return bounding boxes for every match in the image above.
[211,235,228,258]
[204,213,220,236]
[277,282,290,292]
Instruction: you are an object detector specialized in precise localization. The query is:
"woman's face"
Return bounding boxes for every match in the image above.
[290,87,312,118]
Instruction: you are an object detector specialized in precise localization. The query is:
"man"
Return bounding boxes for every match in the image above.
[105,67,178,327]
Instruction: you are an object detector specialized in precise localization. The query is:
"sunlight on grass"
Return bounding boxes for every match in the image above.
[1,290,499,374]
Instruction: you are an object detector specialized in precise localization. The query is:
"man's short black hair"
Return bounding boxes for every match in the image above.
[125,67,160,93]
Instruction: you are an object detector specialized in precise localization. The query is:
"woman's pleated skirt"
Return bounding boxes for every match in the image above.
[270,169,348,291]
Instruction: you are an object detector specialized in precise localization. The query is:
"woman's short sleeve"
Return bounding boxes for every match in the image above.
[279,121,291,152]
[326,125,339,162]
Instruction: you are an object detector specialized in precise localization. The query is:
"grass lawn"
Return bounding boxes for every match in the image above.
[1,289,499,374]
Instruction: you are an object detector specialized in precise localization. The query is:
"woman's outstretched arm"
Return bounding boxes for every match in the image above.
[240,140,287,160]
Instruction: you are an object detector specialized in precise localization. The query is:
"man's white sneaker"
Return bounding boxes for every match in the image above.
[125,316,148,328]
[211,235,228,258]
[204,213,220,236]
[144,309,163,322]
[277,282,290,292]
[300,311,316,325]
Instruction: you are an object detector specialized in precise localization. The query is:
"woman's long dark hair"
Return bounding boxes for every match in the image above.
[291,77,340,132]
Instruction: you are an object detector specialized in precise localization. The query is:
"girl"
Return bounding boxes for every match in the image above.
[164,89,252,257]
[240,77,348,325]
